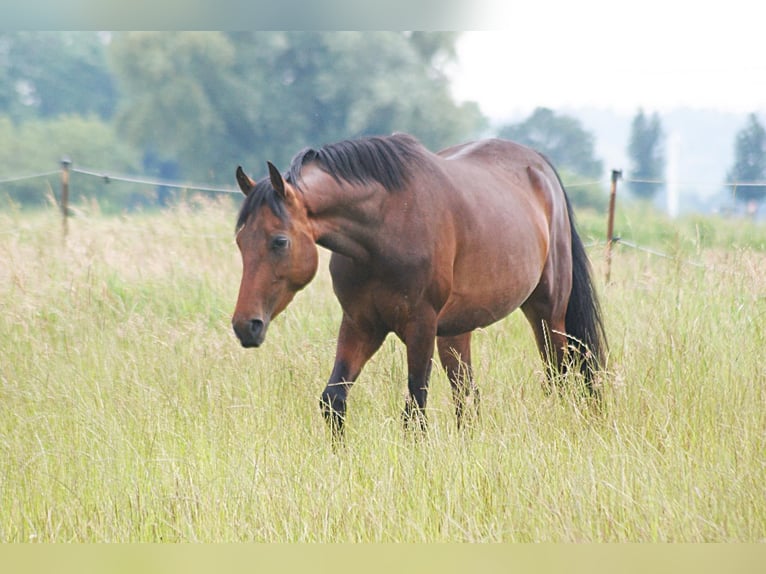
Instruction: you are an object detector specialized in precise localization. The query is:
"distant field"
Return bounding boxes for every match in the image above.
[0,198,764,542]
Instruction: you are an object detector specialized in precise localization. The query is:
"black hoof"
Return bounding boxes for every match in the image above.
[320,395,346,444]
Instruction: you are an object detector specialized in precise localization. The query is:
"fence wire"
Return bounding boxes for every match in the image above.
[3,167,763,193]
[0,170,59,184]
[0,166,240,194]
[70,167,240,194]
[1,163,762,278]
[625,176,766,188]
[612,238,709,269]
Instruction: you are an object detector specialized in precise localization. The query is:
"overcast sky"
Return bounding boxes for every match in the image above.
[449,2,765,121]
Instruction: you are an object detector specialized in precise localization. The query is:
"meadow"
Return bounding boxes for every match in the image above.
[0,196,764,542]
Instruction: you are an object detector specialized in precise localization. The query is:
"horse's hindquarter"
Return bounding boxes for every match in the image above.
[434,140,556,336]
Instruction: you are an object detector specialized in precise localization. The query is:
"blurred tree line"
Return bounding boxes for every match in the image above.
[1,31,494,208]
[2,31,763,214]
[3,30,688,213]
[108,31,492,184]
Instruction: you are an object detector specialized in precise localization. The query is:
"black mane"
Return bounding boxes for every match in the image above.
[236,133,425,231]
[288,133,424,191]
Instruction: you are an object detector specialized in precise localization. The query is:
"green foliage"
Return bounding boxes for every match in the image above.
[0,114,141,207]
[627,109,665,199]
[727,113,766,205]
[497,107,603,179]
[108,32,487,183]
[0,32,486,209]
[0,32,117,121]
[109,32,237,182]
[406,31,459,62]
[575,199,766,254]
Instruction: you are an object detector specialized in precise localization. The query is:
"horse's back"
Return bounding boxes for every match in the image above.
[438,138,544,169]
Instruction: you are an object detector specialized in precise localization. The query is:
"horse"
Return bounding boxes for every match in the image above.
[232,133,607,438]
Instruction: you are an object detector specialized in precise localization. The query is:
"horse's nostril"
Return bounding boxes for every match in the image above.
[249,318,264,339]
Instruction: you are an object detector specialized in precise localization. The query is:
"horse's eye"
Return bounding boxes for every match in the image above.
[270,235,290,251]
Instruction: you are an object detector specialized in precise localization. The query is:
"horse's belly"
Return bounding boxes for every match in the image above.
[436,288,531,337]
[436,236,546,336]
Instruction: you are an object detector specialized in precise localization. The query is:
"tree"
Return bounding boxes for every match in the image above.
[0,32,117,121]
[497,107,603,179]
[109,32,237,183]
[108,32,487,184]
[727,113,766,211]
[627,109,665,200]
[406,31,459,62]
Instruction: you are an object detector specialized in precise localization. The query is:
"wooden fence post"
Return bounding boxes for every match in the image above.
[605,169,622,283]
[60,156,72,238]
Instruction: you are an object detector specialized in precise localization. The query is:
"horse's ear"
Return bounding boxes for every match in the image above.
[236,166,256,196]
[267,161,286,199]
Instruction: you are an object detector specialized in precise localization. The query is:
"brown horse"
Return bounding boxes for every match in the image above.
[232,134,607,438]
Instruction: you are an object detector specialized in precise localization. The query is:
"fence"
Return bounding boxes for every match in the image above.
[1,158,763,283]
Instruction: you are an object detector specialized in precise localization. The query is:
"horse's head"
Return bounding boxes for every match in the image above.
[232,162,318,348]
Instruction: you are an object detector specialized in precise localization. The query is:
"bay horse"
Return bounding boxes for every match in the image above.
[232,133,607,438]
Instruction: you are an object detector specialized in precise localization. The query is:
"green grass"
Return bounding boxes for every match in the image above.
[576,201,766,253]
[0,199,764,541]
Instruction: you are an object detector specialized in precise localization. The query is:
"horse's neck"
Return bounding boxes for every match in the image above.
[302,172,386,263]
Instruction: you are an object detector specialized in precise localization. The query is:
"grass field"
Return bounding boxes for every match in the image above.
[0,197,764,542]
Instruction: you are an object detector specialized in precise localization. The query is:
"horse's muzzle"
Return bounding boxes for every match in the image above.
[233,317,268,348]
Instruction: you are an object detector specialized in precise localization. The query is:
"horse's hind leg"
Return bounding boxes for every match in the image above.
[521,293,569,393]
[437,332,478,428]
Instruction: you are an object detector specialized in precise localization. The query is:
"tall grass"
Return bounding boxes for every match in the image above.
[0,199,764,541]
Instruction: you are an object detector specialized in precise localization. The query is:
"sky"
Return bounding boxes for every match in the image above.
[449,2,766,122]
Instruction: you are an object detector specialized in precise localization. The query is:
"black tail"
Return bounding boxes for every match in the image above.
[562,190,608,391]
[541,157,608,392]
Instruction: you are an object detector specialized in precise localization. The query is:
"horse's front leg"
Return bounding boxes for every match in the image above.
[401,314,438,433]
[320,316,385,442]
